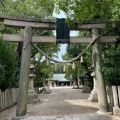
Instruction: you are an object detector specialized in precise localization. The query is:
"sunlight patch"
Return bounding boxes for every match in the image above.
[64,99,98,108]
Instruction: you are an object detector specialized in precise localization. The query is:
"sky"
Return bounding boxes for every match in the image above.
[53,11,78,61]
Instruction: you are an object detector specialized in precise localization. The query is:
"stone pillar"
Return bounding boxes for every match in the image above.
[13,26,32,120]
[106,86,114,112]
[92,28,109,113]
[112,86,120,115]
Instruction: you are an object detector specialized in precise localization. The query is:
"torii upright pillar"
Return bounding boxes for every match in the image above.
[13,26,32,120]
[92,28,109,113]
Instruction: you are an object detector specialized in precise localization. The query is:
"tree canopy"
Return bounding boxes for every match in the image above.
[0,0,60,89]
[0,0,54,18]
[55,0,120,86]
[0,0,120,89]
[55,0,120,24]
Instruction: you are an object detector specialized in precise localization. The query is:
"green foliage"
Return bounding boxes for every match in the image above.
[62,30,92,82]
[65,62,84,80]
[0,64,5,87]
[101,20,120,85]
[54,0,120,87]
[32,43,60,58]
[34,58,54,87]
[0,0,60,89]
[63,43,92,81]
[0,0,54,18]
[54,63,64,73]
[32,29,60,84]
[55,0,120,24]
[111,0,120,21]
[102,44,120,85]
[0,39,17,91]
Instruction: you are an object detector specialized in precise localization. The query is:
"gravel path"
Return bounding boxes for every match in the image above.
[0,86,120,120]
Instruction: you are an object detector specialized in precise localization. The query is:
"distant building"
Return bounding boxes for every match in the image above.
[50,73,71,86]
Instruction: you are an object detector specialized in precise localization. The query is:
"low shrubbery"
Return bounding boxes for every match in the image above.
[0,39,18,91]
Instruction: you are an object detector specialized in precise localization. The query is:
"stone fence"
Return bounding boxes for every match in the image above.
[107,86,120,115]
[112,86,120,108]
[0,88,18,111]
[112,86,120,115]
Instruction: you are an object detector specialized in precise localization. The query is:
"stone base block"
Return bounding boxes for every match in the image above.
[82,85,91,93]
[88,89,98,102]
[113,107,120,116]
[41,86,52,94]
[12,115,29,120]
[28,90,40,104]
[97,111,112,115]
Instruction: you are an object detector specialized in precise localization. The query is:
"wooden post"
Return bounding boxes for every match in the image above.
[16,26,32,117]
[92,28,109,113]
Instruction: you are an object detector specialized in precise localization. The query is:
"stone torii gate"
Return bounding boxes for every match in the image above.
[0,14,117,119]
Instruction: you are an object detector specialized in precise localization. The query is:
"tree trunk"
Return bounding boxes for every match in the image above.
[75,78,79,89]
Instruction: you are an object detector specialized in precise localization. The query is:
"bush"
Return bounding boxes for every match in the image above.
[0,64,5,86]
[102,44,120,85]
[0,39,18,91]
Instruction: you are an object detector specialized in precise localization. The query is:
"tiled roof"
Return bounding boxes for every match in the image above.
[51,73,70,82]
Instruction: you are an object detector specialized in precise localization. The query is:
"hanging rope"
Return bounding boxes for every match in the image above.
[23,34,32,49]
[33,35,100,63]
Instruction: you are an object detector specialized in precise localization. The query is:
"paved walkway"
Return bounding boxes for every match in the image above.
[0,86,120,120]
[20,113,119,120]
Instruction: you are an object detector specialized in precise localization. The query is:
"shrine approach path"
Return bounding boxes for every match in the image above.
[0,86,120,120]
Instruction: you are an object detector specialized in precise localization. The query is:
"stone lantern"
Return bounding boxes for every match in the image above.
[29,63,35,90]
[88,65,98,102]
[28,58,39,103]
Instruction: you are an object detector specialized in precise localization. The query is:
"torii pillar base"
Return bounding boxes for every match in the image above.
[28,90,40,104]
[88,89,98,102]
[97,111,112,115]
[12,115,29,120]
